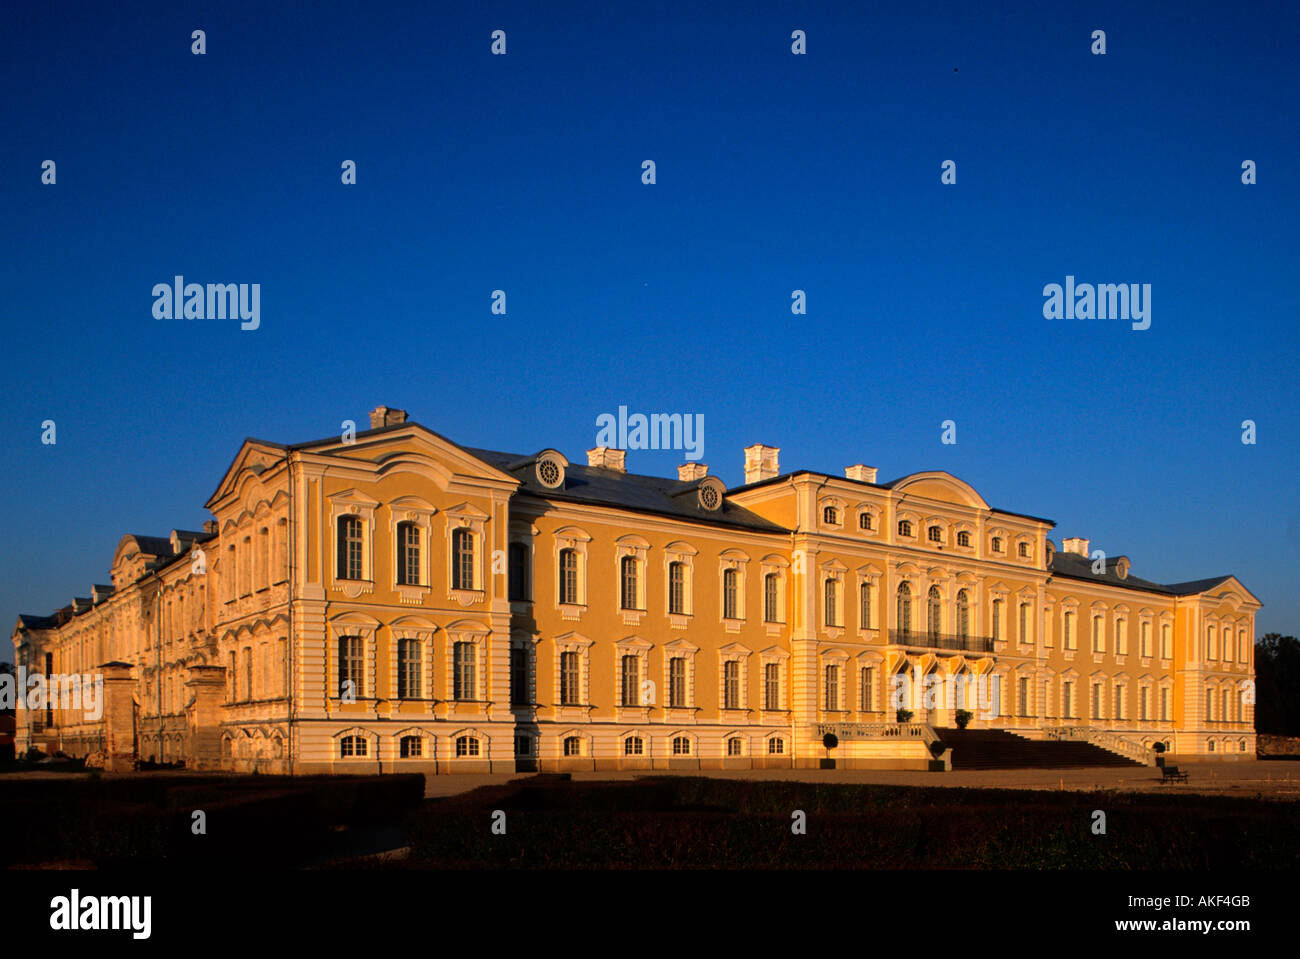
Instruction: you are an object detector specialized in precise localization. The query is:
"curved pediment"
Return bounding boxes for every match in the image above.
[889,471,990,511]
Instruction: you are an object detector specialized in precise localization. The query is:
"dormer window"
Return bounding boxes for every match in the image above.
[898,520,913,538]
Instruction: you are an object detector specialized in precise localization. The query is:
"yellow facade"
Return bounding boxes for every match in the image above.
[10,406,1260,772]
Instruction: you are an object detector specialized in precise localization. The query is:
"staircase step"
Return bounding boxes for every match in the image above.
[935,727,1144,770]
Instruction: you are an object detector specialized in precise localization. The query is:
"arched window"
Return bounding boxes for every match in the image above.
[337,515,363,580]
[764,572,780,623]
[957,530,971,548]
[623,736,644,756]
[396,521,420,586]
[455,735,480,757]
[824,578,839,627]
[563,736,582,756]
[727,738,742,756]
[927,526,942,543]
[668,561,685,614]
[340,735,367,757]
[620,555,639,610]
[723,568,739,619]
[558,548,578,604]
[927,586,941,638]
[859,512,873,531]
[672,736,691,755]
[1018,542,1029,558]
[991,536,1003,553]
[399,735,422,758]
[898,520,913,538]
[860,581,873,628]
[823,506,839,525]
[956,590,969,639]
[897,583,912,637]
[451,528,474,590]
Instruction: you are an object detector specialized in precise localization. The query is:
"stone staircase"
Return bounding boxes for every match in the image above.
[937,727,1145,770]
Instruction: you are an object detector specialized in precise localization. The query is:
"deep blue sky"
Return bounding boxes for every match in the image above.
[2,0,1297,650]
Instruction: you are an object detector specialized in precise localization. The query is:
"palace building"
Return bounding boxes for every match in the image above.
[10,406,1260,773]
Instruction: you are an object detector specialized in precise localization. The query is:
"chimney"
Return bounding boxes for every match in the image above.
[368,405,408,429]
[678,462,708,482]
[744,444,780,484]
[845,464,878,483]
[1062,537,1090,557]
[586,447,626,472]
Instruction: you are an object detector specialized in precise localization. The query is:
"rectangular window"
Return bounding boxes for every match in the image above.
[621,654,640,707]
[992,600,1001,642]
[1063,681,1074,719]
[764,574,779,623]
[397,523,421,586]
[1160,687,1170,721]
[1019,603,1030,644]
[559,549,578,605]
[338,517,363,580]
[397,638,421,699]
[454,641,476,701]
[723,569,739,619]
[1091,683,1101,719]
[1140,687,1150,721]
[620,557,639,610]
[1207,626,1217,660]
[452,529,474,590]
[824,579,838,628]
[765,662,780,710]
[1141,622,1151,658]
[724,660,740,710]
[1064,611,1076,650]
[1114,685,1125,720]
[337,636,362,699]
[1161,624,1172,659]
[508,543,530,601]
[1093,617,1104,653]
[669,656,686,708]
[825,664,840,711]
[861,582,872,629]
[560,650,579,705]
[668,563,685,614]
[1018,676,1030,717]
[860,666,874,712]
[510,647,527,706]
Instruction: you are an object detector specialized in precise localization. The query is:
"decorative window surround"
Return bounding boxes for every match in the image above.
[662,637,699,720]
[388,617,437,706]
[389,496,437,604]
[664,541,698,627]
[552,632,594,722]
[327,612,380,709]
[328,489,379,597]
[614,635,654,722]
[555,526,592,620]
[719,549,750,629]
[718,642,752,718]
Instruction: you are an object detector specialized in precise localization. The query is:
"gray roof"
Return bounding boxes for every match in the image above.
[1049,550,1231,596]
[463,447,789,534]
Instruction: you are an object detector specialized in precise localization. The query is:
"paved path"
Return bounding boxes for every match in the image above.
[422,760,1300,800]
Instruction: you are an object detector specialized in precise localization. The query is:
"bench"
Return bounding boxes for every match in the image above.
[1159,765,1188,783]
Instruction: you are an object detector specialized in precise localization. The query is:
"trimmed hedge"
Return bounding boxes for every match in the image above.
[0,774,424,868]
[401,776,1300,870]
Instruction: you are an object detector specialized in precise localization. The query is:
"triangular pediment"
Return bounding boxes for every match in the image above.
[206,440,288,509]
